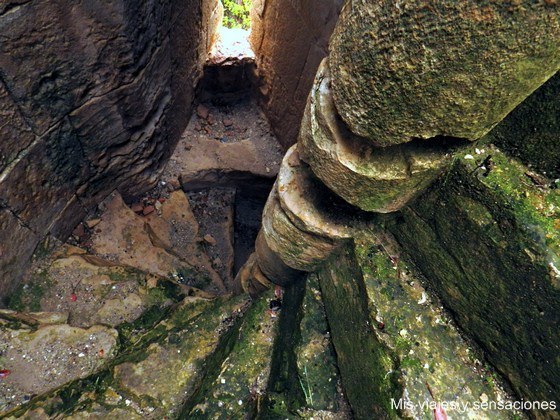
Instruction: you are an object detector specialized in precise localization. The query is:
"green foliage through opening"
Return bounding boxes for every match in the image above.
[222,0,251,29]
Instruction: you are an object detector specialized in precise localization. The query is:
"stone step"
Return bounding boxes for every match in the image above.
[187,289,279,418]
[3,293,251,418]
[187,188,236,291]
[0,322,118,415]
[0,240,214,417]
[89,191,226,295]
[2,243,203,330]
[315,238,521,419]
[162,98,283,193]
[261,276,351,419]
[388,144,560,409]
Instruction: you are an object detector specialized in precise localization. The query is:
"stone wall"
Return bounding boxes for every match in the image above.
[250,0,344,149]
[0,0,219,300]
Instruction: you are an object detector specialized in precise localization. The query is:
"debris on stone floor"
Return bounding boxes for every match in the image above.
[188,188,236,289]
[163,97,284,191]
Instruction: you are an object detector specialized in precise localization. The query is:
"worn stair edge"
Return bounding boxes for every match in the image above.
[187,289,278,418]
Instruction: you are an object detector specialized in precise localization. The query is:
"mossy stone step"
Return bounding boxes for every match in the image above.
[389,145,560,408]
[188,289,278,418]
[110,294,250,417]
[316,240,520,419]
[261,278,349,419]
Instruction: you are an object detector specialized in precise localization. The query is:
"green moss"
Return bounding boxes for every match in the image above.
[102,267,144,284]
[353,237,516,418]
[295,275,342,412]
[145,288,168,307]
[222,0,251,29]
[388,147,560,405]
[316,245,400,419]
[460,146,559,258]
[188,290,279,418]
[7,271,51,312]
[263,280,307,416]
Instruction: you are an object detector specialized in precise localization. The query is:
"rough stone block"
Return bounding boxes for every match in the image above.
[389,146,560,405]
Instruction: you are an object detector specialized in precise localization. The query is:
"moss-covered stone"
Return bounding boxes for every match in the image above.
[256,278,349,419]
[389,145,560,407]
[329,1,560,145]
[262,186,337,271]
[299,61,456,213]
[316,244,401,419]
[262,280,307,418]
[188,290,278,418]
[353,236,518,419]
[3,295,219,418]
[111,295,250,417]
[295,275,345,414]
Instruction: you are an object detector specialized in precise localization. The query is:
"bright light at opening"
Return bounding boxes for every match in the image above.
[211,26,255,61]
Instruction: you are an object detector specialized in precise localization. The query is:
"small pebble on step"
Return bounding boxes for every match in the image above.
[167,178,181,191]
[204,234,217,246]
[130,203,144,213]
[72,224,85,239]
[142,205,155,216]
[196,104,209,119]
[85,219,101,229]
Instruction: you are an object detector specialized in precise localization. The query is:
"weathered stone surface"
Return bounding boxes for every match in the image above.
[315,245,400,419]
[330,1,560,146]
[91,192,182,275]
[491,70,560,179]
[278,145,374,239]
[0,82,35,173]
[250,0,344,148]
[357,236,518,419]
[187,189,236,289]
[144,190,225,292]
[188,290,278,418]
[0,324,117,414]
[389,145,560,406]
[0,0,217,299]
[295,275,344,414]
[0,209,40,306]
[255,229,303,287]
[91,192,225,294]
[299,61,454,212]
[0,309,68,326]
[165,99,284,191]
[262,185,338,272]
[113,295,250,418]
[234,252,272,297]
[317,242,519,419]
[0,119,88,232]
[37,255,150,328]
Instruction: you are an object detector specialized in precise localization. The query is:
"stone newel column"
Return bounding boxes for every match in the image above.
[237,0,560,292]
